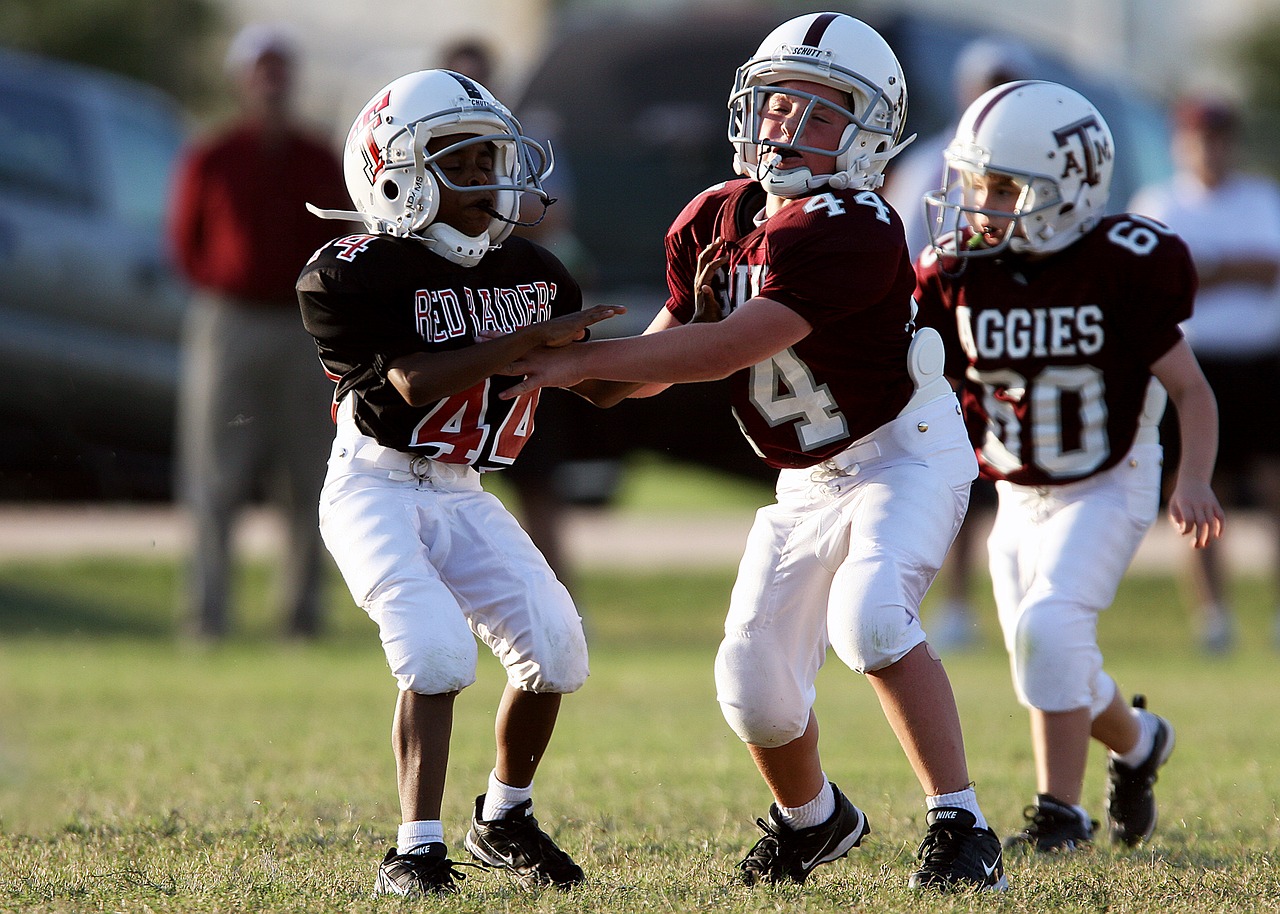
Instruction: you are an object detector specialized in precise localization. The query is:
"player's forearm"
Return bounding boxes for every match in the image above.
[1170,383,1220,488]
[388,333,548,406]
[571,323,761,385]
[570,379,657,407]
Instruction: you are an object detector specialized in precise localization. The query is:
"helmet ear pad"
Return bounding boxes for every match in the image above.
[377,167,440,237]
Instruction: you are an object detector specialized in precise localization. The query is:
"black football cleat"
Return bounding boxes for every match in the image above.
[373,844,470,896]
[909,807,1007,892]
[738,782,870,886]
[1106,694,1176,846]
[464,795,585,889]
[1004,794,1095,853]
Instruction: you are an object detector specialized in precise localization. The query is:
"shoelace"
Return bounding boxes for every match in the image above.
[400,853,478,890]
[916,824,963,867]
[741,818,789,873]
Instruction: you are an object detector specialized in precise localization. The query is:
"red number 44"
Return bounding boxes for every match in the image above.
[408,381,539,467]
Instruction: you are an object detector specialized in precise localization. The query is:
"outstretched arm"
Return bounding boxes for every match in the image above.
[387,305,624,406]
[570,239,733,407]
[499,296,812,401]
[1151,339,1225,548]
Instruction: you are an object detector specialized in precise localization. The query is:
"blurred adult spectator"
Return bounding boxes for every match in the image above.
[881,35,1034,650]
[168,23,349,640]
[1129,94,1280,653]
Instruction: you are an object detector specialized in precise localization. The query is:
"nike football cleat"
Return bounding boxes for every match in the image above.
[909,808,1007,892]
[464,795,585,889]
[1106,694,1176,846]
[739,782,871,886]
[1003,794,1095,853]
[373,844,470,896]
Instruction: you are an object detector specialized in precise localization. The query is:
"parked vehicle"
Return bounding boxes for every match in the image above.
[0,48,188,498]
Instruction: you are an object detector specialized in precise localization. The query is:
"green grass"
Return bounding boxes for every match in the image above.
[0,555,1277,912]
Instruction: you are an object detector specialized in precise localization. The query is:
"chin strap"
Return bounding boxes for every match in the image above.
[827,132,918,191]
[421,223,490,268]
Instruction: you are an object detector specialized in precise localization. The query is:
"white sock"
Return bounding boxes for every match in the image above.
[927,786,988,830]
[777,775,835,830]
[481,770,533,821]
[1113,709,1158,767]
[397,820,444,854]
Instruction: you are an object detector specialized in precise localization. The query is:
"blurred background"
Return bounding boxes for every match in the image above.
[1,0,1278,505]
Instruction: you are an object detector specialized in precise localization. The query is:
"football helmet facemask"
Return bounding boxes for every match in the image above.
[924,80,1114,260]
[728,12,912,196]
[308,68,554,267]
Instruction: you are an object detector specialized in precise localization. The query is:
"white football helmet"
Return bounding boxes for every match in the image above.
[924,80,1114,259]
[728,12,912,196]
[308,69,554,267]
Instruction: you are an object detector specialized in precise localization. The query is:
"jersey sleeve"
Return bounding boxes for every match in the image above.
[527,242,585,319]
[1109,218,1198,367]
[296,236,424,376]
[663,186,725,324]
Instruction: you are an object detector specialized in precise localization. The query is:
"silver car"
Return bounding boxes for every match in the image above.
[0,48,188,497]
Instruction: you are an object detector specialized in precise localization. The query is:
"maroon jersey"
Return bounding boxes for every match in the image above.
[665,178,915,469]
[297,232,582,471]
[914,214,1196,486]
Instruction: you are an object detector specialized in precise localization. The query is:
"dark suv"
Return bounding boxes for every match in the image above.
[0,48,188,497]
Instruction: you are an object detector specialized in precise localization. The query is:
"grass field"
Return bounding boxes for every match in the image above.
[1,474,1278,912]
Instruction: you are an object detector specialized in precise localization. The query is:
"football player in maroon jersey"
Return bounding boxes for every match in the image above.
[914,80,1224,853]
[297,70,622,895]
[501,13,1006,892]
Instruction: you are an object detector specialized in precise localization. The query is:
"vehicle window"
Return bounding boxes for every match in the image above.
[99,97,183,228]
[0,83,85,208]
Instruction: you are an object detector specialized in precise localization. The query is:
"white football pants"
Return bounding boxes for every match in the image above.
[988,441,1162,716]
[715,395,977,748]
[318,408,589,697]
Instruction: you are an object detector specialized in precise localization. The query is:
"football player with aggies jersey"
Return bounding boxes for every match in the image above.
[915,80,1224,853]
[503,13,1006,893]
[297,69,622,896]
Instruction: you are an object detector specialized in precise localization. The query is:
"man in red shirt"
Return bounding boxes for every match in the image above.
[168,23,350,639]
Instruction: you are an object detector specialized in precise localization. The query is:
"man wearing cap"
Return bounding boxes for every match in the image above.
[168,23,350,640]
[1129,94,1280,653]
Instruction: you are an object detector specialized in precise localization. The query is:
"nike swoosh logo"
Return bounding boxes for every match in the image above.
[982,858,1000,878]
[800,814,864,870]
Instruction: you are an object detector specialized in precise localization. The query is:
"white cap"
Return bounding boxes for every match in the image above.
[224,22,297,76]
[953,37,1035,106]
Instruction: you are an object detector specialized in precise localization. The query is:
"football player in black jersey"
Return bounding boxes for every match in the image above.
[297,69,621,896]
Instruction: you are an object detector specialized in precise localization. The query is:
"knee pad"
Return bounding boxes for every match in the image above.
[501,641,590,694]
[369,587,480,695]
[828,550,928,673]
[390,636,479,695]
[1008,598,1102,712]
[714,634,811,747]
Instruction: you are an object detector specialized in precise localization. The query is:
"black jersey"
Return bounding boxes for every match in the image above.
[297,231,582,471]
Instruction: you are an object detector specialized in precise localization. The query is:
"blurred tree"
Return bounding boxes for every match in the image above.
[1232,12,1280,178]
[0,0,222,108]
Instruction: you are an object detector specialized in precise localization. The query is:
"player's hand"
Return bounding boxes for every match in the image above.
[499,346,586,399]
[522,304,625,349]
[692,237,728,324]
[1167,481,1225,549]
